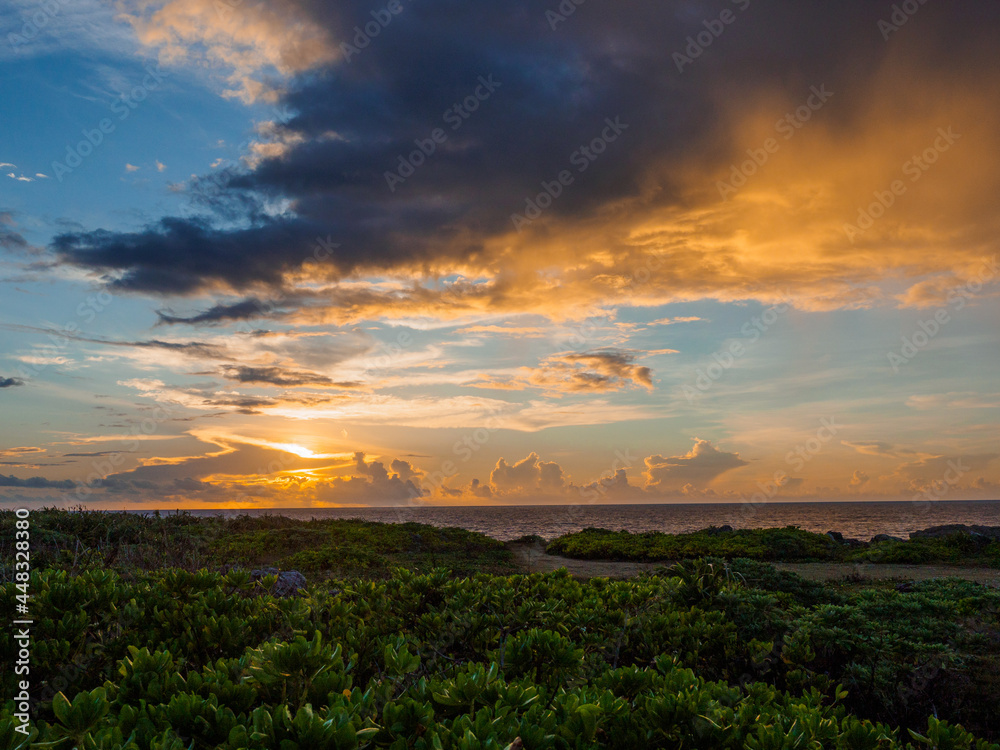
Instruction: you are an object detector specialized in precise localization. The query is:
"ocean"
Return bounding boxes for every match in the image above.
[177,499,1000,542]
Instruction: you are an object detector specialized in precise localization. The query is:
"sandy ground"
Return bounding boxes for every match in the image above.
[508,541,1000,586]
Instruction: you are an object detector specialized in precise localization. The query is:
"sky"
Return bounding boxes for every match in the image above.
[0,0,998,510]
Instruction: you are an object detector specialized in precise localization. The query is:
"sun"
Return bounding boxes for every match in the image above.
[274,443,322,459]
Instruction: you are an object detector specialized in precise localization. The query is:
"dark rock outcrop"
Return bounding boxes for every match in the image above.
[909,525,1000,541]
[249,568,307,597]
[705,525,734,535]
[827,531,865,547]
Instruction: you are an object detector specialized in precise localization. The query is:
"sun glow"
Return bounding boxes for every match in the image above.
[273,443,321,458]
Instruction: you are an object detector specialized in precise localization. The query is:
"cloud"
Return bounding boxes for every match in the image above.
[894,453,998,488]
[0,215,31,254]
[15,353,75,367]
[0,377,25,388]
[125,163,140,172]
[119,377,346,415]
[219,364,360,388]
[644,439,749,490]
[489,452,566,494]
[553,350,657,391]
[650,317,705,326]
[906,393,1000,410]
[841,440,906,458]
[0,474,74,489]
[472,349,662,394]
[156,160,166,172]
[120,0,337,102]
[0,447,45,456]
[312,452,425,505]
[848,470,870,489]
[156,297,276,325]
[455,324,549,337]
[48,2,1000,323]
[0,448,49,468]
[63,451,133,458]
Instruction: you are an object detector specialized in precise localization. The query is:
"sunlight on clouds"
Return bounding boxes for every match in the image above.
[118,0,337,102]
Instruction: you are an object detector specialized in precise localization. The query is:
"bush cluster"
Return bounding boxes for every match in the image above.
[547,526,1000,567]
[0,510,516,580]
[2,562,999,748]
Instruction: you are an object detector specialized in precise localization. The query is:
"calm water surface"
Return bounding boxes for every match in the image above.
[174,500,1000,542]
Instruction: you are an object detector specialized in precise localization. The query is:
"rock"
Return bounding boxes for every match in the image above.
[705,525,734,536]
[909,525,1000,541]
[871,534,905,543]
[895,582,915,593]
[843,537,866,548]
[826,531,844,543]
[249,568,307,597]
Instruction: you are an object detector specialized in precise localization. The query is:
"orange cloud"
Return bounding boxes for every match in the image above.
[119,0,337,102]
[470,349,662,395]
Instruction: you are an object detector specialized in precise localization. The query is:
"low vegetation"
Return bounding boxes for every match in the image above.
[547,526,1000,567]
[0,508,516,580]
[1,511,998,747]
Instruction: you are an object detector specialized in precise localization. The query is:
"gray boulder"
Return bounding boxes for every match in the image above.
[250,568,307,597]
[827,531,865,547]
[705,525,734,536]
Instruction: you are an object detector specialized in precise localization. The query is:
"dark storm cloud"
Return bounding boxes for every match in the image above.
[0,474,74,488]
[157,297,276,325]
[0,377,25,388]
[63,451,137,458]
[219,364,361,388]
[52,1,1000,295]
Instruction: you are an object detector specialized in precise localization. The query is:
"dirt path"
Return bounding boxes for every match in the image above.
[508,541,1000,585]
